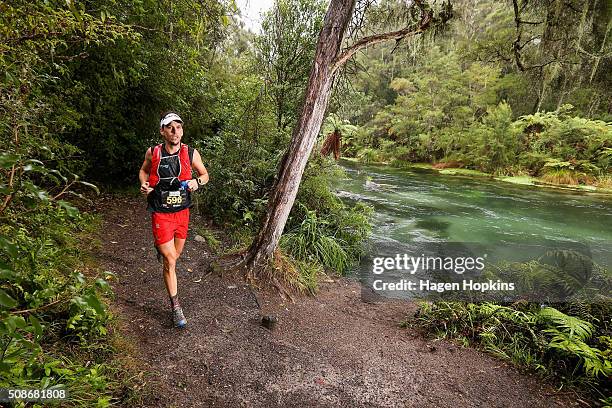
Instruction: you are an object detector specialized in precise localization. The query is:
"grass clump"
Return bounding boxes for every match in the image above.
[540,168,582,185]
[272,250,324,295]
[595,175,612,189]
[281,206,350,274]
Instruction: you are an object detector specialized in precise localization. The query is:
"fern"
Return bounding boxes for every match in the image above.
[538,307,593,340]
[536,307,611,378]
[544,328,611,378]
[416,300,612,388]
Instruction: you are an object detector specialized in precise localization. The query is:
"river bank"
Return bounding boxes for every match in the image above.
[341,158,612,196]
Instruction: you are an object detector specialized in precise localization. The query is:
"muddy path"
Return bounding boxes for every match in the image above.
[97,194,576,407]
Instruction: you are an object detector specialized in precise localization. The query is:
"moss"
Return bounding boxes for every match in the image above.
[407,162,435,169]
[438,168,491,177]
[495,176,536,185]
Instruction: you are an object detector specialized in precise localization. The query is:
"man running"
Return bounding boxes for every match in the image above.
[138,112,209,328]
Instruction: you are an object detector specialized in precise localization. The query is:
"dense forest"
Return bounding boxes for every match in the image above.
[332,0,611,187]
[1,0,610,406]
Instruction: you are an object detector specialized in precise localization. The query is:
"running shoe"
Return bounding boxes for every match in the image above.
[173,306,187,328]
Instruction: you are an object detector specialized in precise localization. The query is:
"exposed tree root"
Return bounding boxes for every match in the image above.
[212,248,298,303]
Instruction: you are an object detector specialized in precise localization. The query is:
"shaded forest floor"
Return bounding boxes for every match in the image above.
[97,194,578,408]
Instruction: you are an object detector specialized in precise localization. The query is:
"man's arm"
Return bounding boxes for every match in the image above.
[187,149,208,191]
[139,148,154,195]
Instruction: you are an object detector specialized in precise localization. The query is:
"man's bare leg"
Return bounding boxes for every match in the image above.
[157,239,179,297]
[157,237,188,327]
[158,238,187,297]
[174,237,186,260]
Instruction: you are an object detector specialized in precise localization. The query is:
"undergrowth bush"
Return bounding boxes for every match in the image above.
[1,2,137,404]
[414,250,611,402]
[280,156,373,279]
[0,201,129,407]
[416,301,611,397]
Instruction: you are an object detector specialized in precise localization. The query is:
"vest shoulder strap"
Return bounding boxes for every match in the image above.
[188,146,194,165]
[151,144,162,159]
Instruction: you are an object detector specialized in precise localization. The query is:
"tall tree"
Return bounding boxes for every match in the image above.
[240,0,451,272]
[256,0,327,133]
[464,0,611,116]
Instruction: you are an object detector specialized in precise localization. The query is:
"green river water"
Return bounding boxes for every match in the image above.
[335,160,612,275]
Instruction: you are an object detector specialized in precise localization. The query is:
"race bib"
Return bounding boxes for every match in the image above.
[160,189,188,209]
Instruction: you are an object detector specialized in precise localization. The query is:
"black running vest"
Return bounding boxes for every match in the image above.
[147,144,195,213]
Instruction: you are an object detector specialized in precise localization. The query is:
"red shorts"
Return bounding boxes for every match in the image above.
[151,208,190,246]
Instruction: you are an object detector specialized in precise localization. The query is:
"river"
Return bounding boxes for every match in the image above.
[335,160,612,282]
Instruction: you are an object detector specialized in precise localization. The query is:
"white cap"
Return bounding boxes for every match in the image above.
[160,113,183,128]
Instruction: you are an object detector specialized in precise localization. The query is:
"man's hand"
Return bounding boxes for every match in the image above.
[140,181,154,195]
[187,178,199,192]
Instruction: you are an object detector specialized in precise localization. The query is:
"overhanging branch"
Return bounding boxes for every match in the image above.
[331,6,433,74]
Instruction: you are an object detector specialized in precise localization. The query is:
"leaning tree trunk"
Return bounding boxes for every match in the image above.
[242,0,356,270]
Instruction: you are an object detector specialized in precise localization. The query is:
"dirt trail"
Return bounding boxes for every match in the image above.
[97,195,576,408]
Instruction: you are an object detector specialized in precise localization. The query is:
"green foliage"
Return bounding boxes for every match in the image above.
[281,158,373,275]
[321,113,359,140]
[349,95,611,182]
[357,148,381,164]
[7,0,236,184]
[196,72,279,226]
[256,0,327,132]
[464,102,519,174]
[345,47,518,167]
[0,206,123,405]
[539,307,594,340]
[515,109,612,175]
[281,206,350,273]
[333,0,611,182]
[320,114,359,159]
[0,0,144,183]
[482,250,612,308]
[451,0,611,116]
[417,251,611,398]
[416,301,611,395]
[0,1,144,403]
[537,308,611,378]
